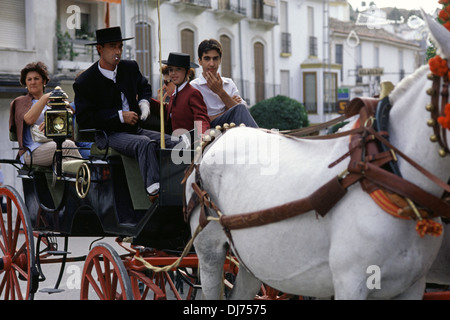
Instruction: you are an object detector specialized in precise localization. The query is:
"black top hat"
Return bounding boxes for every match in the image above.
[162,52,199,69]
[87,26,133,45]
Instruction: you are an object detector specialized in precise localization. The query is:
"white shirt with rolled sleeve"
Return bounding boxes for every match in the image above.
[190,73,247,117]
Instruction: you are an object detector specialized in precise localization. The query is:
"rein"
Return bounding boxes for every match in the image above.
[183,91,450,238]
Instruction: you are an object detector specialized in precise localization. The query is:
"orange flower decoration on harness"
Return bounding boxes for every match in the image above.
[438,103,450,130]
[438,1,450,31]
[429,55,449,77]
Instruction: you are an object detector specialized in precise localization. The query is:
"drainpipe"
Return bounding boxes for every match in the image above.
[238,7,245,102]
[121,0,126,36]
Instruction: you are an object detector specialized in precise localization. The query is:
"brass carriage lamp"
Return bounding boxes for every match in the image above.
[45,86,73,139]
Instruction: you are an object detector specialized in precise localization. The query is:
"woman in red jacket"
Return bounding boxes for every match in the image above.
[161,53,210,142]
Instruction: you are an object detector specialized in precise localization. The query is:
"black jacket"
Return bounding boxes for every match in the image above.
[73,60,152,133]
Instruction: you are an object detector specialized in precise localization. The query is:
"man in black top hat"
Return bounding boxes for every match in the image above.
[73,26,180,202]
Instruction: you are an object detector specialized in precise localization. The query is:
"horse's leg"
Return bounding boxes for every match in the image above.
[331,271,370,300]
[230,266,262,300]
[391,276,426,300]
[192,214,229,300]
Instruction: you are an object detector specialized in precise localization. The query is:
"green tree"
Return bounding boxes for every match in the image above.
[250,95,309,130]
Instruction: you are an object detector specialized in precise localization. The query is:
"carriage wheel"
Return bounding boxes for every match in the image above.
[80,243,133,300]
[0,186,37,300]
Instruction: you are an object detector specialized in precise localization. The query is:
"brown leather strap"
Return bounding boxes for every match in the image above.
[219,176,350,231]
[281,115,347,137]
[353,161,450,218]
[366,127,450,194]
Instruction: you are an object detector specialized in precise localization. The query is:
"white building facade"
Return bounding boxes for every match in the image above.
[0,0,424,190]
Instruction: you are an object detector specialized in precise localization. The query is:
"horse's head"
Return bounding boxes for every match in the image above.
[423,9,450,60]
[422,10,450,157]
[385,11,450,197]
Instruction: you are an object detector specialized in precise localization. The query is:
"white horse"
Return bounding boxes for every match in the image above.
[185,14,450,300]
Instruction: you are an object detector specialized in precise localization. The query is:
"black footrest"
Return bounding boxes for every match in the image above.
[39,288,65,294]
[46,250,71,256]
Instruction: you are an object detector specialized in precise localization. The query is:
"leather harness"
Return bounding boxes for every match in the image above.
[183,77,450,238]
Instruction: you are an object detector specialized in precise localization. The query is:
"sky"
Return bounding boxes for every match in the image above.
[347,0,442,15]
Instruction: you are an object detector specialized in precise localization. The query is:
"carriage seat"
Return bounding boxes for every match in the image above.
[75,122,151,210]
[9,129,87,177]
[75,121,192,209]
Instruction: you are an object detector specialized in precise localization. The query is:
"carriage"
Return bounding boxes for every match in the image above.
[0,85,239,300]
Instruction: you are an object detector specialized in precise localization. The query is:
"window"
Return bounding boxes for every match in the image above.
[303,72,317,113]
[335,44,343,65]
[254,42,265,103]
[0,0,26,49]
[398,49,404,81]
[135,22,152,80]
[355,45,362,84]
[307,6,314,37]
[309,36,318,57]
[307,6,316,57]
[280,1,291,55]
[181,29,195,62]
[220,35,232,78]
[374,46,379,67]
[75,13,91,39]
[324,72,337,113]
[253,0,277,22]
[280,70,290,97]
[335,44,343,81]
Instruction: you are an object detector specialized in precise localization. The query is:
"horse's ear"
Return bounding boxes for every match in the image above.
[422,8,450,60]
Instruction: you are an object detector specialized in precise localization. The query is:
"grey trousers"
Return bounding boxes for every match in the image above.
[210,104,259,128]
[95,127,179,191]
[24,140,82,166]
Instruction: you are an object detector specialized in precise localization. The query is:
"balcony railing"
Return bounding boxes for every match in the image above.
[252,0,278,24]
[218,0,247,15]
[309,36,317,57]
[176,0,211,8]
[281,32,291,55]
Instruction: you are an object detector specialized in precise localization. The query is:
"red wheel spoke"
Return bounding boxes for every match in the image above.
[0,273,7,298]
[10,215,23,255]
[85,273,105,300]
[92,257,107,297]
[103,257,113,299]
[9,268,23,300]
[0,211,6,254]
[81,243,132,300]
[0,187,35,300]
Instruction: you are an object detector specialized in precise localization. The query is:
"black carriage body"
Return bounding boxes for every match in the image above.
[20,149,193,250]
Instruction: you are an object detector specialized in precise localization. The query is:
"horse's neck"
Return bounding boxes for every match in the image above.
[389,66,450,194]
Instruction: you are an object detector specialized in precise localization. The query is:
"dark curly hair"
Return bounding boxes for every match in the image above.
[197,39,222,60]
[19,61,50,88]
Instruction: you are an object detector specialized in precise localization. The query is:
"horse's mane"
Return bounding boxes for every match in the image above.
[389,65,428,105]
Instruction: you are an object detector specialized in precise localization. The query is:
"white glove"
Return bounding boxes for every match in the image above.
[139,100,150,121]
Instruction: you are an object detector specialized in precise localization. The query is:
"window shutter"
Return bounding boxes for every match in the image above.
[0,0,26,49]
[135,22,152,80]
[181,29,195,62]
[219,35,232,78]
